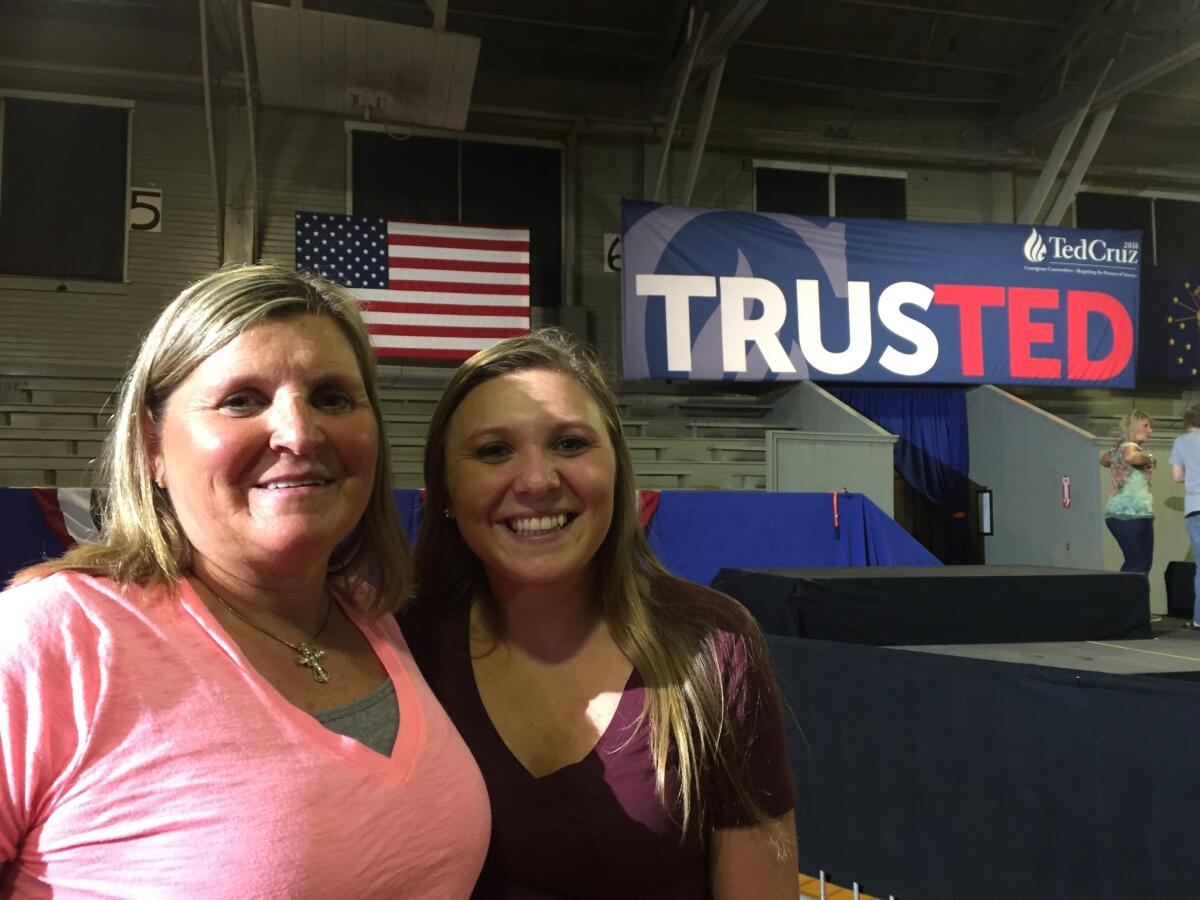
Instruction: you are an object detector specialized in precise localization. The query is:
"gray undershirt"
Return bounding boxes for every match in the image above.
[312,678,399,756]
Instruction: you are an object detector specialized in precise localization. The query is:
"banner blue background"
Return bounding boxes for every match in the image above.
[621,200,1141,387]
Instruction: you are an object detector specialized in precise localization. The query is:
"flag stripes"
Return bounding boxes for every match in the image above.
[389,245,529,263]
[387,235,529,254]
[360,302,529,321]
[355,290,522,306]
[389,258,530,274]
[368,324,529,338]
[387,271,529,286]
[295,212,531,361]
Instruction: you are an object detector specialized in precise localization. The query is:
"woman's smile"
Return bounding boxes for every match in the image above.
[444,369,615,598]
[502,512,573,535]
[150,314,378,578]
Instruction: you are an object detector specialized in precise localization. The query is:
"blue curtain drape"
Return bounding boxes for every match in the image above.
[645,490,939,588]
[827,386,970,560]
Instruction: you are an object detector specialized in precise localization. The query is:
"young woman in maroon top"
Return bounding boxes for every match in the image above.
[404,328,798,899]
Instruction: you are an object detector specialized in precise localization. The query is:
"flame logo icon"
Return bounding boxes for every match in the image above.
[1024,228,1047,263]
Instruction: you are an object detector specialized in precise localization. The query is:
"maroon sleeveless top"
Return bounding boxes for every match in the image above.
[402,578,796,899]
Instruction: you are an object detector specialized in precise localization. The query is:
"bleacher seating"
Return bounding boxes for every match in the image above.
[0,372,780,491]
[15,372,1196,493]
[1008,385,1186,438]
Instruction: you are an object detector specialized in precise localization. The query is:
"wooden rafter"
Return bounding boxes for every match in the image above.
[1007,7,1200,139]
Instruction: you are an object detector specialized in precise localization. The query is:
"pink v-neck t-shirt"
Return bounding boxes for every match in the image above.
[0,571,490,898]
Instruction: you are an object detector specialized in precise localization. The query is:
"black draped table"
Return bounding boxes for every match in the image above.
[712,564,1150,645]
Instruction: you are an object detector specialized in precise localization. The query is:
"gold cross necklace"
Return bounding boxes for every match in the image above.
[216,592,333,683]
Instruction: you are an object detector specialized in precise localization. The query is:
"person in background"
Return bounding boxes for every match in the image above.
[1171,404,1200,628]
[403,327,798,900]
[1100,409,1156,576]
[0,264,489,898]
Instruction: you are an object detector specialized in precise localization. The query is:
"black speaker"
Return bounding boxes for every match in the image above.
[1165,561,1196,617]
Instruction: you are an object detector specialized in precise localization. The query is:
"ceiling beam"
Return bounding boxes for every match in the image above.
[740,38,1020,77]
[999,0,1114,113]
[656,0,695,59]
[473,101,1200,185]
[653,11,705,201]
[1090,9,1194,34]
[732,70,1003,105]
[387,0,658,39]
[226,0,259,263]
[1044,102,1118,225]
[1012,81,1099,225]
[1007,11,1200,139]
[199,0,224,265]
[652,0,767,113]
[829,0,1058,28]
[682,53,726,206]
[425,0,447,31]
[1016,62,1108,225]
[207,0,243,65]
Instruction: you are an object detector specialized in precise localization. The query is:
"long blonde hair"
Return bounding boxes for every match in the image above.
[414,327,774,834]
[1119,408,1152,443]
[13,264,411,615]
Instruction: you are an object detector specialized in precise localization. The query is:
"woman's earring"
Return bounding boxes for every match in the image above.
[443,507,453,519]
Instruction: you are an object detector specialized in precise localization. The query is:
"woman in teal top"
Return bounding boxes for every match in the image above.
[1100,409,1156,573]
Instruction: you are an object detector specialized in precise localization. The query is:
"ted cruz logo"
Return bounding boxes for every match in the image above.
[1023,227,1139,267]
[1023,228,1047,263]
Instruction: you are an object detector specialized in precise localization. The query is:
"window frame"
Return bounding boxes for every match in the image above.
[0,89,134,289]
[344,121,565,303]
[1075,185,1200,267]
[751,158,908,217]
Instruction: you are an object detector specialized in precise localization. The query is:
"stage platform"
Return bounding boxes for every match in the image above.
[899,627,1200,679]
[715,564,1151,645]
[771,628,1200,899]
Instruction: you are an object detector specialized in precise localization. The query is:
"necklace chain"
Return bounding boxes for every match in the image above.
[216,593,333,684]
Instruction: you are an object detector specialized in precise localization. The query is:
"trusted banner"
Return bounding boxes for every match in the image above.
[621,200,1141,386]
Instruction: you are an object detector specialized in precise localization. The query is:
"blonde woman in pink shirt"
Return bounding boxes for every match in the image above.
[0,264,489,898]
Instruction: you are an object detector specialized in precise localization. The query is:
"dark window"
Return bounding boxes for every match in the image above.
[0,97,128,281]
[460,141,561,310]
[352,132,561,306]
[755,168,828,216]
[352,132,458,222]
[1075,192,1153,242]
[754,166,906,219]
[1072,191,1200,265]
[835,173,906,220]
[1151,199,1200,267]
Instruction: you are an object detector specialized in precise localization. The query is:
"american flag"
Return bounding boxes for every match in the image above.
[295,212,530,360]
